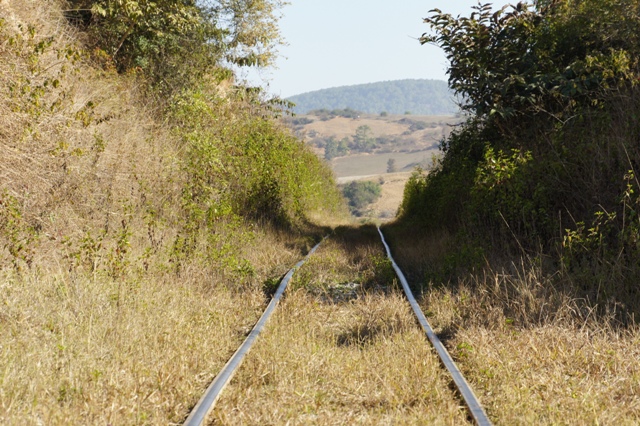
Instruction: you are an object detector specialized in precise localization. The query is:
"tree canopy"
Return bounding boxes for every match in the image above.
[421,1,638,123]
[65,0,285,94]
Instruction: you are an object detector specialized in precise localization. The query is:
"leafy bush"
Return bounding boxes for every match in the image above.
[397,0,640,316]
[343,181,382,213]
[65,0,285,95]
[171,83,344,230]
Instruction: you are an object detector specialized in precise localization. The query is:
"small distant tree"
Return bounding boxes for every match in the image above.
[324,136,349,160]
[324,137,338,160]
[352,125,375,152]
[337,137,350,156]
[387,158,397,173]
[380,111,388,117]
[342,181,382,210]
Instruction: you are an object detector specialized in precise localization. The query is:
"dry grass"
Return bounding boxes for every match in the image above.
[0,0,184,270]
[457,326,640,424]
[212,291,468,425]
[211,226,470,425]
[0,223,312,425]
[384,225,640,424]
[0,269,264,424]
[0,1,325,424]
[302,114,454,143]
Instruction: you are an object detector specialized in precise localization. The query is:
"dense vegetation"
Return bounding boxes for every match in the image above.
[0,2,345,422]
[1,0,344,276]
[395,0,640,320]
[64,0,285,97]
[342,181,382,215]
[287,79,457,115]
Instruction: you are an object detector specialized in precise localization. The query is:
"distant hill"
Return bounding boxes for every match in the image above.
[287,79,457,115]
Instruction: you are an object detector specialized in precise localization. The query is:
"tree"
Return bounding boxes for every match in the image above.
[403,0,640,249]
[65,0,285,94]
[421,1,637,122]
[324,136,350,160]
[387,158,397,173]
[342,181,382,210]
[352,125,375,152]
[202,0,286,68]
[337,137,350,156]
[324,137,338,160]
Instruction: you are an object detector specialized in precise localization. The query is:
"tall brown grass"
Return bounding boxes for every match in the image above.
[0,1,334,423]
[383,224,640,424]
[211,226,470,424]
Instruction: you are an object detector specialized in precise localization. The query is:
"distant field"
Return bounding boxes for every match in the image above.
[285,112,449,219]
[304,114,455,141]
[285,112,453,178]
[333,149,437,178]
[287,113,459,155]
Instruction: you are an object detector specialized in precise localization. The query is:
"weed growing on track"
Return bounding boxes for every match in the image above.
[213,291,469,425]
[212,227,470,424]
[292,225,395,298]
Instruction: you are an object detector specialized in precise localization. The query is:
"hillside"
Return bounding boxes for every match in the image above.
[284,112,459,170]
[286,79,457,115]
[0,1,345,423]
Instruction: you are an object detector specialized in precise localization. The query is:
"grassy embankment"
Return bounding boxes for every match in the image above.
[382,226,640,423]
[0,1,346,424]
[383,1,640,423]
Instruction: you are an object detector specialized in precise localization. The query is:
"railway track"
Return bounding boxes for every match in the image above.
[184,229,491,425]
[377,227,491,426]
[183,238,325,426]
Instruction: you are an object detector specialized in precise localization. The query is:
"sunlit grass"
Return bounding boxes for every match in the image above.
[211,226,469,425]
[384,224,640,424]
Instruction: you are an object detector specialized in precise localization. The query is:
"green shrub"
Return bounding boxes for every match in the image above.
[343,181,382,212]
[172,84,344,229]
[396,0,640,315]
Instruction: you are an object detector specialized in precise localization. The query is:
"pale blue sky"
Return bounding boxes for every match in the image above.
[242,0,482,98]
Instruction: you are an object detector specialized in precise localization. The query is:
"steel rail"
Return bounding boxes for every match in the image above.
[377,227,492,426]
[183,238,325,426]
